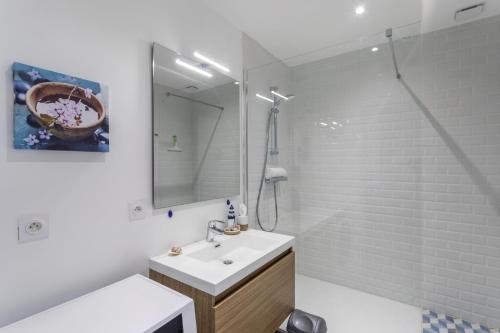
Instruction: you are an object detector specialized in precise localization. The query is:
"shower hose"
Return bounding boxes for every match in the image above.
[256,108,278,232]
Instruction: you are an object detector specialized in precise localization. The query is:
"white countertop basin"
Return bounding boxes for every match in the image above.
[149,229,295,296]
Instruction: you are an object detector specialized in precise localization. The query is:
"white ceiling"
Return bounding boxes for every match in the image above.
[201,0,500,66]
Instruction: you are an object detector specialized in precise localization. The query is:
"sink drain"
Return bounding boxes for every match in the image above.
[222,259,233,265]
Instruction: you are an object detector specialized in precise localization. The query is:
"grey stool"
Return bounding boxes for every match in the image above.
[277,309,328,333]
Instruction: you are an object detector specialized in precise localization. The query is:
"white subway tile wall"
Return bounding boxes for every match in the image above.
[248,15,500,328]
[192,83,240,201]
[154,83,196,206]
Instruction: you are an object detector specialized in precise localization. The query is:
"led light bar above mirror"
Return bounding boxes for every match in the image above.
[193,51,230,73]
[175,59,213,78]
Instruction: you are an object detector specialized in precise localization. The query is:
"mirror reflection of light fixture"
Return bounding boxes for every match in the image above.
[194,51,230,73]
[256,93,273,103]
[271,90,289,100]
[175,59,213,78]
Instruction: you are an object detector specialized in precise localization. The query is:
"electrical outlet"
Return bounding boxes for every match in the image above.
[18,214,49,243]
[129,200,146,221]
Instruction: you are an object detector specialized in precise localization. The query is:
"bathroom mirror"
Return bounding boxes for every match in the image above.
[152,43,240,209]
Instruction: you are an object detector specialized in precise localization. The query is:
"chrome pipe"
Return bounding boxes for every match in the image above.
[271,107,279,155]
[386,28,402,79]
[166,92,224,111]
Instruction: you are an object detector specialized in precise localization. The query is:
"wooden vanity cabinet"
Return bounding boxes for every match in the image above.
[149,249,295,333]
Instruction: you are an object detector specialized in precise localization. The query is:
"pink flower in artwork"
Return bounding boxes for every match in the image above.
[27,69,42,81]
[83,88,93,99]
[38,129,53,140]
[23,134,39,146]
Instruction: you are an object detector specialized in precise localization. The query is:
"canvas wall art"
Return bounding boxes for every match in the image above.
[12,62,109,152]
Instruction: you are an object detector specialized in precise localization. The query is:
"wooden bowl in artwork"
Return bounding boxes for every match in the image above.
[25,82,106,142]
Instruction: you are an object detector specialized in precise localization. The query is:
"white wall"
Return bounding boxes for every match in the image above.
[192,83,240,201]
[289,15,500,328]
[0,0,243,326]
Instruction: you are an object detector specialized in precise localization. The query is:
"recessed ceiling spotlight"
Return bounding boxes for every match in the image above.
[320,122,328,127]
[234,81,240,85]
[371,47,379,52]
[194,51,230,73]
[355,5,365,15]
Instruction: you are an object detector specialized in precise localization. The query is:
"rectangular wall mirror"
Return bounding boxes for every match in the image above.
[152,43,240,209]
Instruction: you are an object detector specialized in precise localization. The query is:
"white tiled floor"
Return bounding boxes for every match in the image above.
[281,274,422,333]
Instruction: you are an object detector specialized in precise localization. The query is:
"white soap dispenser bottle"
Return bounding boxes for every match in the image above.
[227,202,236,229]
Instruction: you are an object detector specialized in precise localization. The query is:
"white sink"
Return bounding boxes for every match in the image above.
[149,229,295,296]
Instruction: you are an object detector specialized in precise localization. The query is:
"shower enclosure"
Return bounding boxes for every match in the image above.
[244,14,500,331]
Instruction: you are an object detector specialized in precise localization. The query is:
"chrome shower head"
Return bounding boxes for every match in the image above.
[270,89,295,106]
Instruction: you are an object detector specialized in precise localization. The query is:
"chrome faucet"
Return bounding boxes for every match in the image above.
[206,220,226,242]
